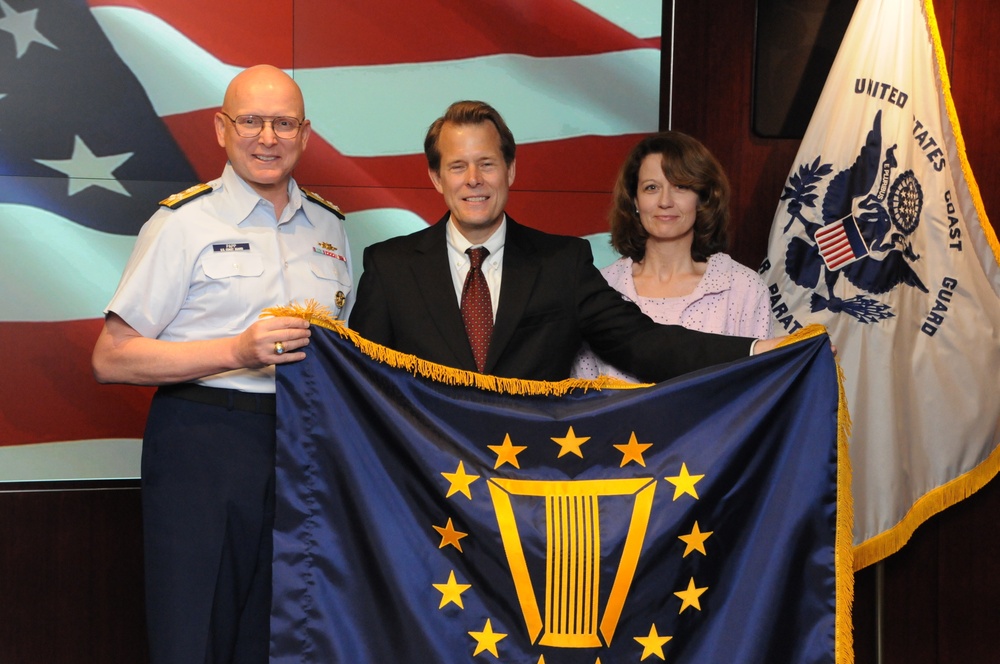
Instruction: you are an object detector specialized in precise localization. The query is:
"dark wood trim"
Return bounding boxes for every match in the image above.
[0,482,148,662]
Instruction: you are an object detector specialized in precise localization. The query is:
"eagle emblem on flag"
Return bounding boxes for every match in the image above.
[777,110,928,323]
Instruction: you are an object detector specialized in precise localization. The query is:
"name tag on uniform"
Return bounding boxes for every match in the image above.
[213,243,251,252]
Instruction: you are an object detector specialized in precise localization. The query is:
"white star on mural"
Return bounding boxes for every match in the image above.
[0,0,58,59]
[35,136,134,197]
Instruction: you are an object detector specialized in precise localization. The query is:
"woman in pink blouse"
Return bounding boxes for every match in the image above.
[573,131,773,381]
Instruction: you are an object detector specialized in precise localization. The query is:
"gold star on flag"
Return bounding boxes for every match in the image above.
[432,570,471,609]
[441,461,479,499]
[469,618,507,656]
[551,426,590,458]
[614,431,653,467]
[665,462,704,500]
[432,518,468,552]
[488,433,527,469]
[634,623,672,661]
[674,577,708,613]
[678,521,713,557]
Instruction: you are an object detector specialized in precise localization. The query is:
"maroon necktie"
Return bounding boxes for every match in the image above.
[461,247,493,372]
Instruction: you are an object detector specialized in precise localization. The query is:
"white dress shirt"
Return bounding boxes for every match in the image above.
[445,216,506,318]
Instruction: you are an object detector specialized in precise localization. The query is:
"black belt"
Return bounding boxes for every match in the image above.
[157,383,276,415]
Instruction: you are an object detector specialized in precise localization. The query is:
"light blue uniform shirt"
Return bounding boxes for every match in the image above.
[106,163,352,392]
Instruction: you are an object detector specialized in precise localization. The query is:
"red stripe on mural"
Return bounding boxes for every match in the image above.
[0,320,153,447]
[89,0,657,67]
[87,0,295,68]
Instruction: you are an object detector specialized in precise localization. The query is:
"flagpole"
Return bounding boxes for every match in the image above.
[665,0,676,130]
[876,561,884,664]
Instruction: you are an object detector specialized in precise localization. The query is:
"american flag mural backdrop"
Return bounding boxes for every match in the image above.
[0,0,662,480]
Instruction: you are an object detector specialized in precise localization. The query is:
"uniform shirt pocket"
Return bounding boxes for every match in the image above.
[309,256,351,288]
[202,252,265,279]
[309,256,353,315]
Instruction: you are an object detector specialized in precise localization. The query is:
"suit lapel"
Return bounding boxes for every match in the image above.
[411,217,479,371]
[486,218,540,373]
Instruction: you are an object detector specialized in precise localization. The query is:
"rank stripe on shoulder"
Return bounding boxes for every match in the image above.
[301,187,345,220]
[160,183,212,209]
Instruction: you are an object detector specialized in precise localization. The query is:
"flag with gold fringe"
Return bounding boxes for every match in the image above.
[270,315,851,663]
[761,0,1000,569]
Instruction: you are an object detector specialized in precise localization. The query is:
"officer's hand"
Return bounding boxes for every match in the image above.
[235,317,311,368]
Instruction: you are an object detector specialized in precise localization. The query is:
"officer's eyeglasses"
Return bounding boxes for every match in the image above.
[221,113,305,139]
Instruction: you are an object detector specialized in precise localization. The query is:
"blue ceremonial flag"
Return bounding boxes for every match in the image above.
[272,318,852,663]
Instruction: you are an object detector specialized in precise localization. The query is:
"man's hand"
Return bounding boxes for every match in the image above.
[752,336,837,356]
[751,337,786,355]
[234,316,312,368]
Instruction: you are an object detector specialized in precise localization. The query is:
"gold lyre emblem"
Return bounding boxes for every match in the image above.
[488,477,656,648]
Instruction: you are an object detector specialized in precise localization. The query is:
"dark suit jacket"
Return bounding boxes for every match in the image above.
[348,215,754,382]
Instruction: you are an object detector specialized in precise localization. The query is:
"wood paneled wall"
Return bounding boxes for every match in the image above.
[666,1,1000,662]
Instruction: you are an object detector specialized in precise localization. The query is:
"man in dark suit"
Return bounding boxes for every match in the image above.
[349,101,783,382]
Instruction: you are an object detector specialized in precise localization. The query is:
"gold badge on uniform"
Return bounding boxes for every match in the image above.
[336,291,347,309]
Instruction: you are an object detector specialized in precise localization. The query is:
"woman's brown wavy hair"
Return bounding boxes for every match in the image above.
[610,131,731,263]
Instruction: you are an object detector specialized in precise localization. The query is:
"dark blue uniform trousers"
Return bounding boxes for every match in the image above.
[141,390,275,664]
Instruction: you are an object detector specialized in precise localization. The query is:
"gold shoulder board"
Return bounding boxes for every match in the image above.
[159,183,212,209]
[301,187,345,220]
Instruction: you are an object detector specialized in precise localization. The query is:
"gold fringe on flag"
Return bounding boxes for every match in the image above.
[261,300,644,396]
[264,304,845,399]
[777,324,855,664]
[779,325,854,664]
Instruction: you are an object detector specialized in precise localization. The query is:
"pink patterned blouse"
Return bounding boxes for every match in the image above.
[571,253,773,381]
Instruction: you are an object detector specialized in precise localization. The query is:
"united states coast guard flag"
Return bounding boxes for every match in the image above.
[761,0,1000,569]
[270,310,852,663]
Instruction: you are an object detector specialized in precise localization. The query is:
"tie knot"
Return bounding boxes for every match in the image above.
[466,246,489,270]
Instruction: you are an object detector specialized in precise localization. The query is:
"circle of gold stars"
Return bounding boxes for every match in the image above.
[431,425,717,661]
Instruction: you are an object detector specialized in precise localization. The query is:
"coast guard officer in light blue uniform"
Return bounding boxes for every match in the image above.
[92,64,350,664]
